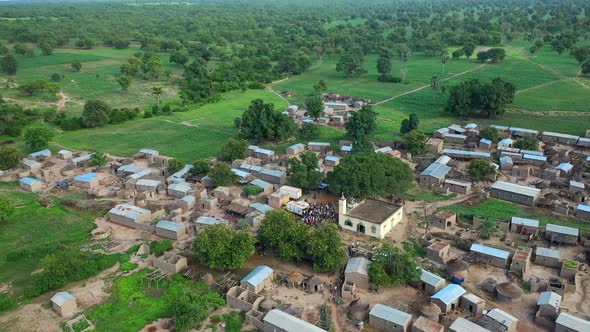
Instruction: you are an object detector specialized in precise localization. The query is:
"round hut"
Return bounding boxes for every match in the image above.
[496,282,523,303]
[305,276,323,293]
[258,299,279,313]
[445,258,468,277]
[286,272,305,288]
[420,302,442,322]
[348,299,370,322]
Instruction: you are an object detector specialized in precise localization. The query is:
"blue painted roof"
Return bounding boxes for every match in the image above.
[480,138,492,145]
[118,165,143,173]
[341,145,353,152]
[470,243,510,259]
[19,177,40,185]
[75,173,97,183]
[431,284,466,304]
[324,102,347,107]
[464,123,478,129]
[29,149,51,157]
[303,118,314,123]
[499,156,513,164]
[325,156,340,162]
[556,163,573,172]
[241,265,273,286]
[577,204,590,213]
[181,195,195,203]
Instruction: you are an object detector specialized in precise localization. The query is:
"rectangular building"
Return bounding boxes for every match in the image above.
[534,247,561,268]
[420,162,451,186]
[444,179,471,194]
[490,181,541,206]
[545,224,579,244]
[442,149,491,159]
[444,134,467,144]
[542,131,580,145]
[369,304,412,332]
[263,309,324,332]
[575,204,590,220]
[470,243,511,268]
[449,317,491,332]
[155,220,186,240]
[555,312,590,332]
[509,217,539,234]
[431,284,466,313]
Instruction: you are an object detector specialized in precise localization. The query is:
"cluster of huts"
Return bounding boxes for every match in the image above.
[284,93,369,127]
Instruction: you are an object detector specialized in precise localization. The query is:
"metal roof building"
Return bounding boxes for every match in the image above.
[536,247,561,260]
[71,154,93,165]
[577,204,590,213]
[231,168,251,179]
[139,148,158,156]
[537,291,561,308]
[250,179,274,191]
[241,265,274,293]
[19,177,40,185]
[29,149,51,159]
[345,257,369,275]
[546,224,579,237]
[442,149,491,159]
[556,163,573,173]
[511,217,539,228]
[431,284,466,305]
[491,125,510,131]
[490,181,541,206]
[118,165,143,174]
[325,155,341,162]
[341,145,353,153]
[485,308,518,330]
[263,309,324,332]
[421,268,445,287]
[369,304,412,330]
[449,317,491,332]
[51,292,75,306]
[129,169,151,180]
[109,204,151,221]
[434,155,451,165]
[480,138,492,145]
[194,216,228,225]
[470,244,510,260]
[555,312,590,332]
[74,173,97,183]
[249,202,273,214]
[542,131,580,141]
[421,163,452,180]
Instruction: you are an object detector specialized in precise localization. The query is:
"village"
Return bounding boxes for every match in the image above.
[1,95,590,332]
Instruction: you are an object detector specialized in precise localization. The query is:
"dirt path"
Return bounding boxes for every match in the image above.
[56,92,70,112]
[515,79,560,95]
[372,64,487,106]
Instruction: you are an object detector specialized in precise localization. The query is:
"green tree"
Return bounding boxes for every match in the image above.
[0,145,21,170]
[327,152,414,197]
[336,48,365,78]
[193,224,255,270]
[221,138,248,161]
[462,42,476,59]
[440,50,450,77]
[479,126,499,142]
[210,162,238,186]
[402,130,427,155]
[477,218,497,239]
[240,99,296,142]
[306,223,345,272]
[452,49,464,59]
[173,287,224,332]
[0,55,17,75]
[91,152,108,167]
[0,197,14,223]
[286,151,323,191]
[298,122,320,140]
[430,75,441,109]
[82,100,111,128]
[368,243,420,287]
[400,113,419,134]
[189,159,210,176]
[258,210,308,262]
[345,105,377,153]
[514,136,539,150]
[582,60,590,75]
[50,73,61,82]
[304,93,323,120]
[446,78,515,118]
[24,127,53,151]
[167,159,185,174]
[468,159,496,180]
[152,87,163,106]
[71,60,82,72]
[376,53,392,78]
[116,75,132,93]
[313,79,328,93]
[39,39,56,55]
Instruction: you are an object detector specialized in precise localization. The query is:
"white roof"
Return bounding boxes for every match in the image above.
[450,317,491,332]
[109,204,150,220]
[536,247,560,259]
[556,312,590,331]
[570,181,585,190]
[435,155,451,165]
[556,163,573,172]
[523,153,547,162]
[537,291,561,308]
[491,181,541,198]
[29,149,51,157]
[444,179,471,187]
[168,182,192,192]
[546,224,579,237]
[263,309,324,332]
[511,217,539,228]
[577,204,590,213]
[470,243,510,260]
[325,155,340,162]
[345,257,369,275]
[542,131,579,141]
[241,265,273,286]
[510,127,539,135]
[139,148,158,155]
[195,216,228,225]
[369,304,412,326]
[461,293,484,304]
[51,291,75,306]
[420,268,445,286]
[486,308,518,327]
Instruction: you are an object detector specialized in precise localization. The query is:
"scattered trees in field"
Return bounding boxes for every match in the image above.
[345,105,377,153]
[18,80,60,99]
[446,78,515,118]
[24,127,54,151]
[0,145,21,170]
[468,159,496,181]
[0,103,28,137]
[71,59,82,72]
[476,48,506,63]
[0,54,17,75]
[327,152,414,197]
[287,151,323,191]
[368,243,420,287]
[400,113,419,134]
[193,224,255,270]
[116,75,132,93]
[336,48,366,78]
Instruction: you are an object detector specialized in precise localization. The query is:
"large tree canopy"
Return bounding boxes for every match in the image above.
[326,152,414,197]
[446,78,516,118]
[345,105,377,153]
[193,224,255,270]
[240,99,296,142]
[368,243,420,287]
[286,151,323,191]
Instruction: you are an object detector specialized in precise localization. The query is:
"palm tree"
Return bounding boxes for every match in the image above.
[440,50,450,77]
[477,218,497,239]
[151,87,163,106]
[430,75,441,110]
[400,50,410,83]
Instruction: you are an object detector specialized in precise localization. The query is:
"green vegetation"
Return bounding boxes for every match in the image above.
[148,240,173,257]
[469,159,497,181]
[286,151,323,192]
[87,271,224,332]
[210,162,238,187]
[72,320,90,332]
[243,185,263,196]
[368,243,420,287]
[442,199,590,230]
[193,224,255,271]
[563,260,579,269]
[477,218,497,239]
[119,262,139,271]
[399,187,457,202]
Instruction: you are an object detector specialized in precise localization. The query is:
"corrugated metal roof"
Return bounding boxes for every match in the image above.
[288,105,298,110]
[324,102,347,107]
[29,149,51,157]
[136,179,161,187]
[461,293,484,304]
[24,159,40,167]
[181,195,195,203]
[345,257,369,275]
[491,125,509,131]
[304,119,315,123]
[480,138,492,145]
[486,308,518,327]
[444,133,467,140]
[464,123,478,129]
[536,247,560,259]
[341,145,353,152]
[435,155,451,165]
[139,148,158,155]
[420,268,444,286]
[71,154,93,164]
[555,312,590,331]
[375,146,393,154]
[250,179,273,190]
[523,154,547,162]
[168,165,194,181]
[74,173,97,183]
[241,265,273,286]
[556,163,573,172]
[537,291,561,307]
[470,243,510,260]
[510,127,539,135]
[118,165,143,173]
[542,131,580,141]
[51,292,75,306]
[325,156,340,162]
[19,177,40,185]
[369,304,412,326]
[156,220,185,232]
[421,162,452,180]
[577,204,590,213]
[435,128,450,134]
[308,142,330,147]
[491,181,541,198]
[168,182,192,192]
[263,309,324,332]
[511,217,539,228]
[450,317,491,332]
[231,168,251,178]
[498,138,513,146]
[546,223,579,236]
[288,143,305,150]
[444,179,470,187]
[260,168,285,178]
[431,284,466,304]
[499,156,513,164]
[442,149,491,158]
[109,204,150,220]
[519,149,543,156]
[195,216,228,225]
[448,124,466,133]
[129,169,151,180]
[570,181,585,189]
[249,202,273,214]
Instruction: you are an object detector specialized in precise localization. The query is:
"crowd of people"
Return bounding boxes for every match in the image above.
[300,203,337,226]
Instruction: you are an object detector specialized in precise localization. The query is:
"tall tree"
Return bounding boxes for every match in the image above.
[368,243,420,287]
[82,100,111,128]
[430,75,441,110]
[287,151,323,191]
[91,152,108,167]
[116,75,132,93]
[345,105,377,153]
[0,145,21,170]
[209,162,238,186]
[240,99,295,142]
[221,138,248,161]
[24,127,54,151]
[440,50,450,77]
[71,60,82,72]
[462,42,476,59]
[151,87,163,106]
[0,197,14,223]
[376,53,392,78]
[468,159,496,180]
[336,48,365,78]
[258,210,308,262]
[402,130,427,155]
[0,55,17,75]
[193,224,255,270]
[304,93,323,120]
[400,49,410,82]
[307,224,346,272]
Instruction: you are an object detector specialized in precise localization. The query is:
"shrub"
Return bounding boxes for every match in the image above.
[149,240,173,257]
[243,185,263,196]
[378,74,402,83]
[0,293,17,313]
[120,262,139,271]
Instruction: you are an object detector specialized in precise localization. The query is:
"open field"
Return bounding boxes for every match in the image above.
[0,182,96,296]
[55,89,339,161]
[441,198,590,230]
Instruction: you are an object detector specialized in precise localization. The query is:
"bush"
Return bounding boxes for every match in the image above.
[143,110,153,118]
[243,185,263,196]
[377,74,402,83]
[0,293,17,313]
[149,240,173,257]
[248,82,265,89]
[120,262,139,271]
[60,117,84,131]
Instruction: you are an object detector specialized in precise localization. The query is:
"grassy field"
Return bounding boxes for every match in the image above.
[0,182,96,296]
[55,89,341,161]
[441,198,590,230]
